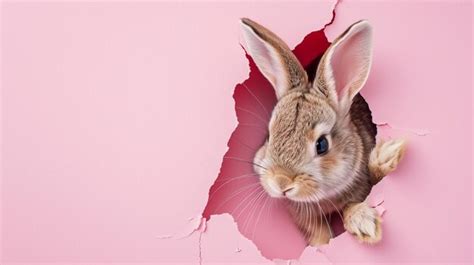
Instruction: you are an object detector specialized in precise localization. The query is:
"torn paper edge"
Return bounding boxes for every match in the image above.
[375,121,430,137]
[200,0,343,262]
[156,214,206,240]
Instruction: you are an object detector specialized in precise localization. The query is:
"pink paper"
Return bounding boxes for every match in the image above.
[1,1,471,264]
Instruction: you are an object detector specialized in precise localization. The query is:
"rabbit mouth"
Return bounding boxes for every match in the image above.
[259,173,321,203]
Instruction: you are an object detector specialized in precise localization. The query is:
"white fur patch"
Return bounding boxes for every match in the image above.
[344,202,381,243]
[369,138,406,175]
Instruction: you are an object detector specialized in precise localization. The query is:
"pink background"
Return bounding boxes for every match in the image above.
[1,1,472,264]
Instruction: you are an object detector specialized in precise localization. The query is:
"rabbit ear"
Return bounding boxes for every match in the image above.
[240,18,308,99]
[315,20,373,114]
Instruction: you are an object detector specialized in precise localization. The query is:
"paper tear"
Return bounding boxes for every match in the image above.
[376,122,430,136]
[199,0,395,262]
[202,22,331,262]
[273,259,294,265]
[296,245,333,264]
[375,205,386,216]
[368,193,385,207]
[198,232,203,265]
[196,216,208,265]
[324,0,341,28]
[199,214,275,264]
[155,234,173,239]
[198,217,207,233]
[156,214,206,240]
[201,2,341,259]
[154,214,207,265]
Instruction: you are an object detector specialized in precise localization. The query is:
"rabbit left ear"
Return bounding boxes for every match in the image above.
[314,20,373,114]
[240,18,308,99]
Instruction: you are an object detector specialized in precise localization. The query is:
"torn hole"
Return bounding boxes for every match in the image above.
[201,0,401,261]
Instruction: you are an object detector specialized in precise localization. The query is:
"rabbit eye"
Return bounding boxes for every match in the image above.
[316,135,329,155]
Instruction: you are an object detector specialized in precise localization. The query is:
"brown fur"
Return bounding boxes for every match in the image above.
[241,18,308,91]
[242,18,405,246]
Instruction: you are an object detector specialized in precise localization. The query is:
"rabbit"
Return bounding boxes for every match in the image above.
[240,18,406,246]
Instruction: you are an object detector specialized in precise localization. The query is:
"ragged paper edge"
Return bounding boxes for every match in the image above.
[375,121,430,137]
[156,0,424,263]
[156,214,207,264]
[196,0,342,263]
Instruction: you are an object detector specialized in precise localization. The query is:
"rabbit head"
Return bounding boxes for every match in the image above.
[241,18,373,203]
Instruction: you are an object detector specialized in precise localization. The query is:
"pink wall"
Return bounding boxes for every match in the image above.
[1,1,472,264]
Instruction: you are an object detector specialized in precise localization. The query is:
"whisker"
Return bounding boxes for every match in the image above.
[242,83,271,117]
[223,156,268,171]
[304,202,310,239]
[232,137,260,152]
[313,202,322,243]
[242,190,266,235]
[264,198,275,225]
[310,203,317,242]
[299,202,306,239]
[251,194,270,239]
[319,190,344,222]
[208,173,259,201]
[232,185,264,219]
[235,188,265,225]
[314,194,332,239]
[235,106,270,126]
[238,122,268,133]
[214,172,259,182]
[238,123,269,133]
[213,182,261,213]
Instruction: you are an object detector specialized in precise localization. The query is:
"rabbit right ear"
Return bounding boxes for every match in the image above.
[240,18,308,99]
[314,20,373,115]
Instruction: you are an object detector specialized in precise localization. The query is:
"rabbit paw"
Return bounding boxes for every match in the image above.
[343,202,382,244]
[369,138,406,183]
